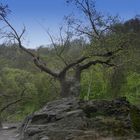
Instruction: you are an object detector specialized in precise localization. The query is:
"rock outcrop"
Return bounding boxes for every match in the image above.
[0,122,2,130]
[19,97,140,140]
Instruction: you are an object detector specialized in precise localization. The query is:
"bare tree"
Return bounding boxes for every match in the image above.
[0,1,128,97]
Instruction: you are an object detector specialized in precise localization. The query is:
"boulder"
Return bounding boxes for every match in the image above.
[19,97,140,140]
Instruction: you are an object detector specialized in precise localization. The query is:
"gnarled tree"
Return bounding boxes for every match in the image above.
[0,1,129,97]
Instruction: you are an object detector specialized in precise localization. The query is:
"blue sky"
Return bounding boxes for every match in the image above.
[1,0,140,48]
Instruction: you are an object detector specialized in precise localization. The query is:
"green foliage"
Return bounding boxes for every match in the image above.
[122,72,140,104]
[107,66,126,98]
[81,65,108,100]
[0,63,61,121]
[34,73,60,108]
[0,67,37,120]
[130,106,140,132]
[80,65,140,103]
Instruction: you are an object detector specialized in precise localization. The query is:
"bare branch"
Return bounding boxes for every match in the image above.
[1,16,35,57]
[91,40,127,58]
[79,59,115,71]
[59,26,64,45]
[59,56,89,76]
[0,93,11,97]
[1,15,60,78]
[74,26,93,37]
[75,0,99,37]
[19,25,26,39]
[92,48,123,57]
[41,26,69,66]
[33,57,58,77]
[0,98,23,114]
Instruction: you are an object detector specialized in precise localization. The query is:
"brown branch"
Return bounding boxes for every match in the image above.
[0,96,32,114]
[33,57,58,77]
[17,38,58,78]
[85,0,99,37]
[0,88,31,114]
[75,27,93,37]
[1,16,59,78]
[59,56,89,77]
[59,42,121,76]
[0,98,23,113]
[92,48,123,57]
[79,57,116,71]
[45,28,69,66]
[92,41,127,57]
[76,0,99,37]
[1,16,35,57]
[0,93,11,97]
[79,59,115,71]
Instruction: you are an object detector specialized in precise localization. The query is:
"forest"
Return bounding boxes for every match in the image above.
[0,0,140,139]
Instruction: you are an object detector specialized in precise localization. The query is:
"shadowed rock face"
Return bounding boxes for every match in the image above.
[0,122,2,129]
[19,97,140,140]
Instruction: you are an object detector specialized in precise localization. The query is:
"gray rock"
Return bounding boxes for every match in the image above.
[40,136,50,140]
[19,97,140,140]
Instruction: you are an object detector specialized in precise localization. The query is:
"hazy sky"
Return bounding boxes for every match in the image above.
[1,0,140,48]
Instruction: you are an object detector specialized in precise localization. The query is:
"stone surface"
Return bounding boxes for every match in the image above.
[0,123,19,140]
[19,97,140,140]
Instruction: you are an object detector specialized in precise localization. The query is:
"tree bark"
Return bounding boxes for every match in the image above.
[60,78,80,97]
[59,69,81,97]
[0,121,2,129]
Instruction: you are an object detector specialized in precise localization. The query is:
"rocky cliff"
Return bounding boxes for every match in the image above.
[19,97,140,140]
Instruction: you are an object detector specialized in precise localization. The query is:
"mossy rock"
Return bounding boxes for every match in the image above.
[130,105,140,132]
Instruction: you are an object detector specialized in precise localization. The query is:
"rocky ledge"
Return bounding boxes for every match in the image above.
[19,97,140,140]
